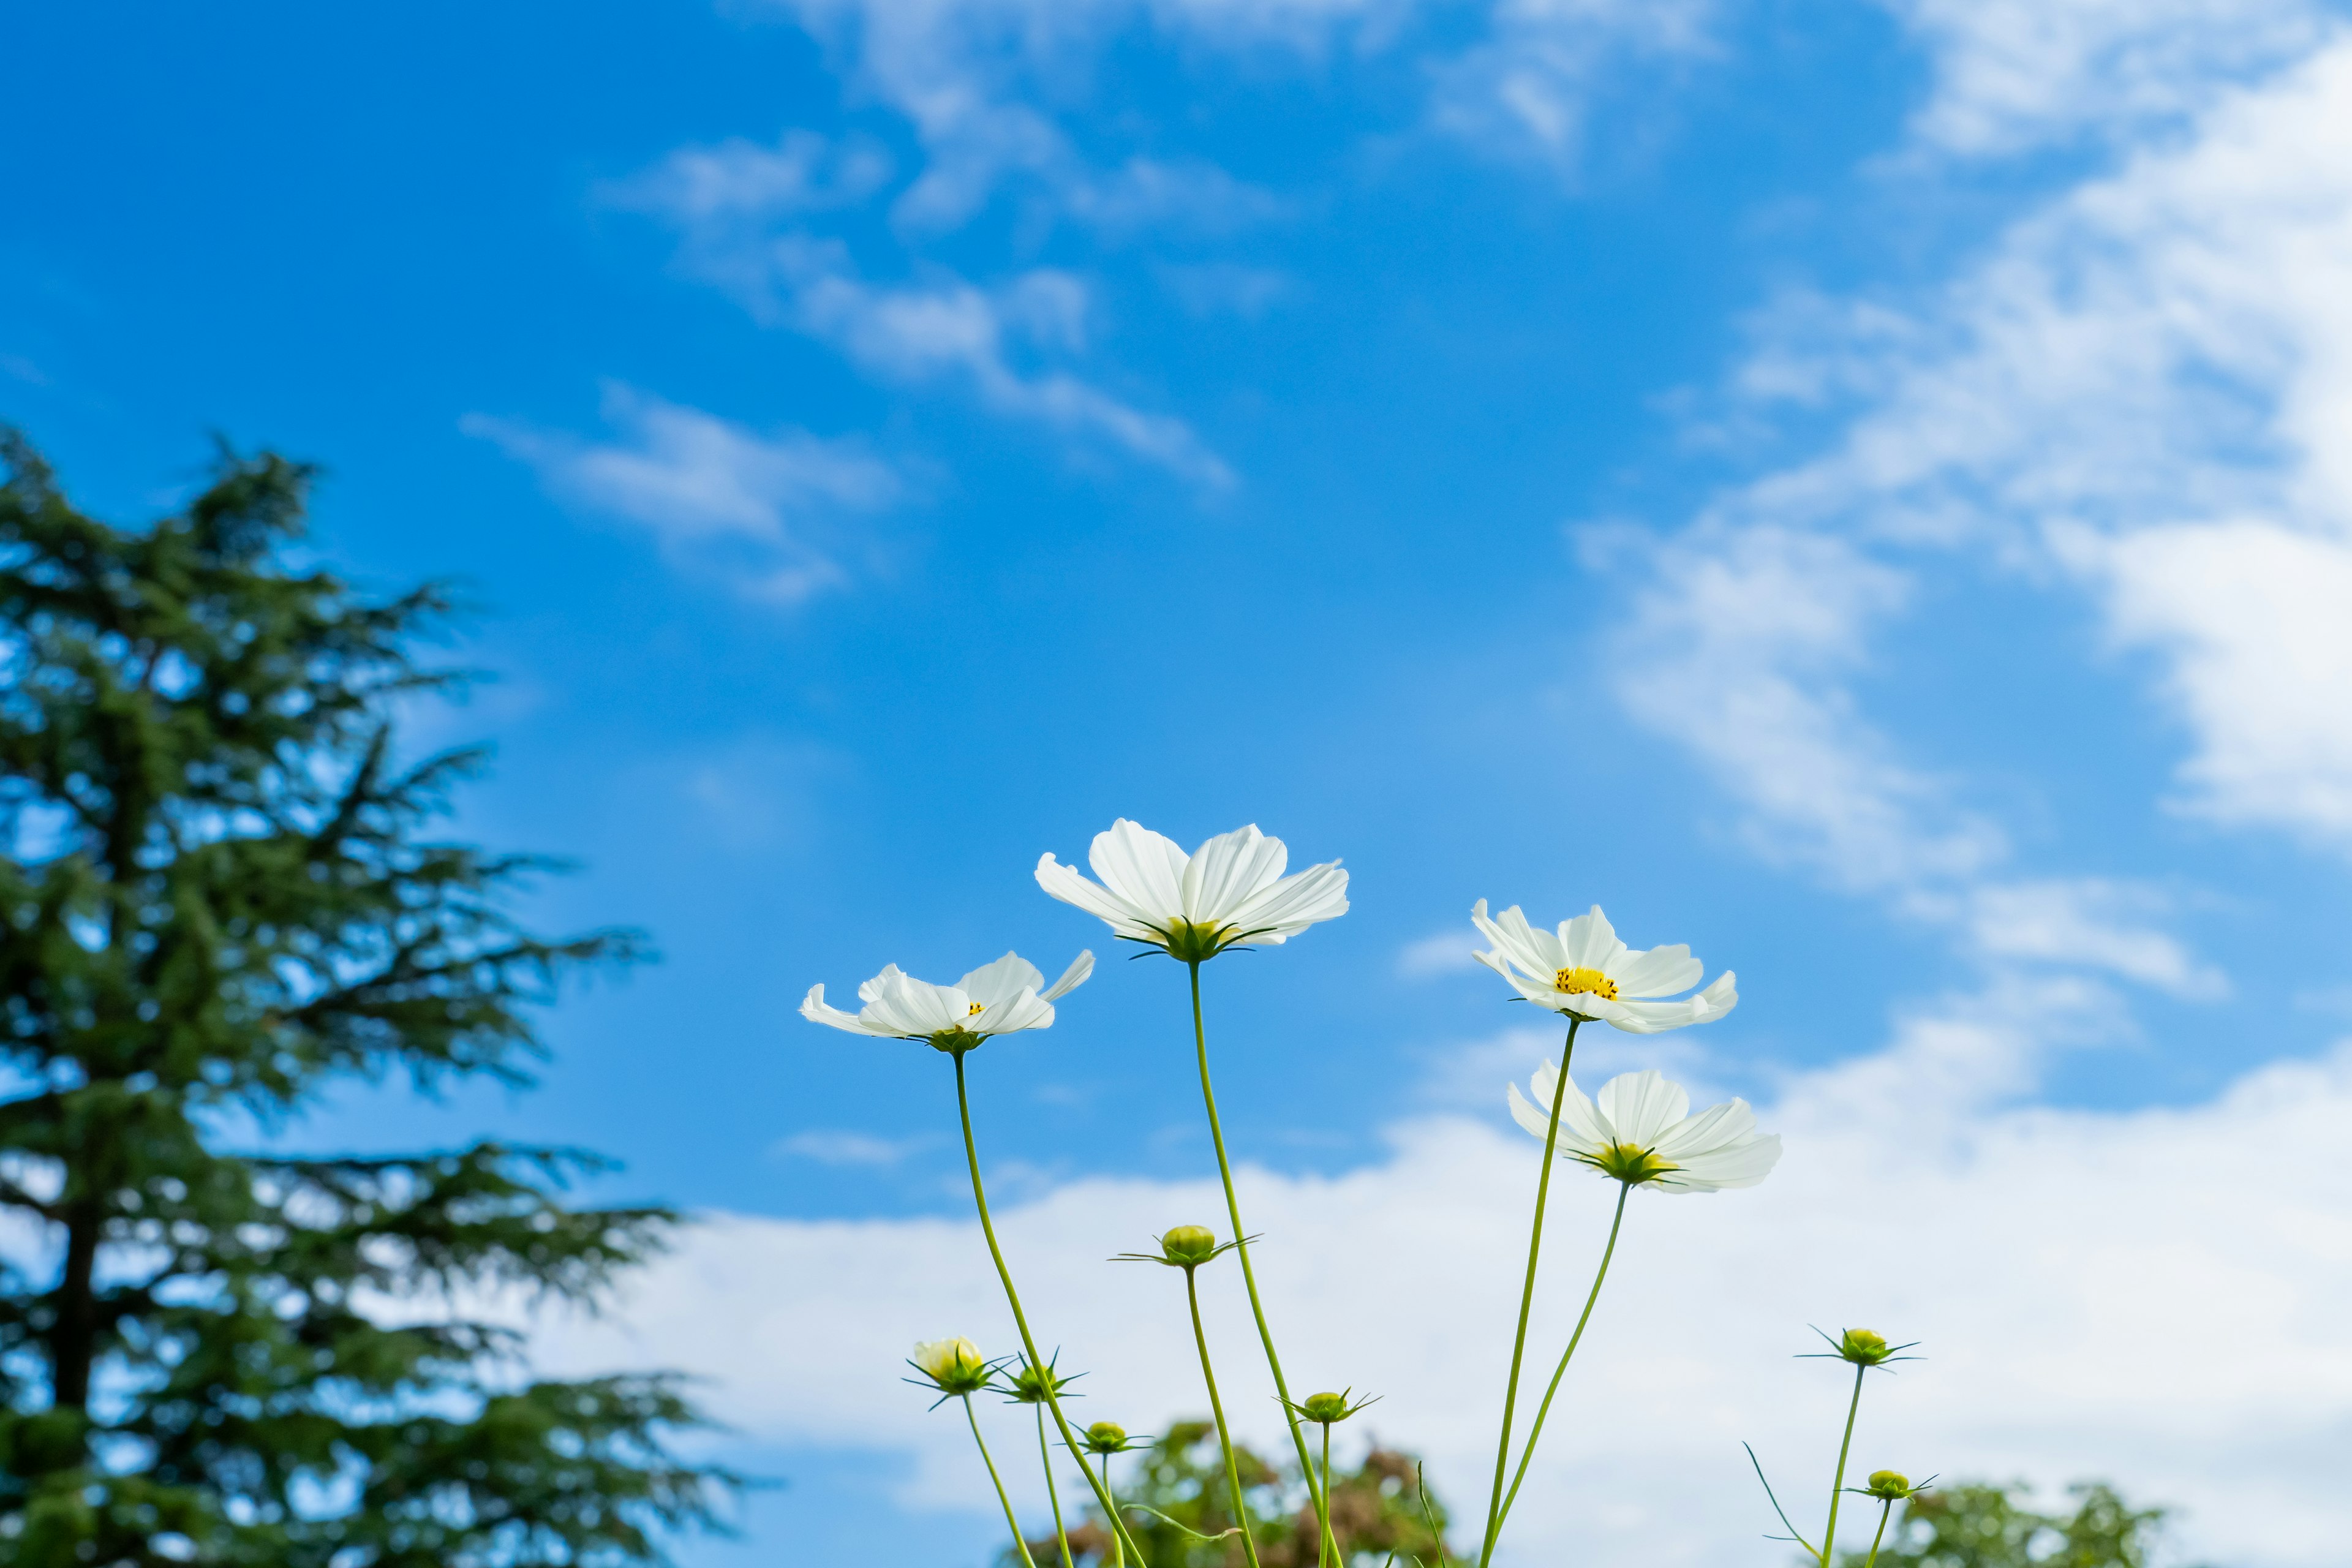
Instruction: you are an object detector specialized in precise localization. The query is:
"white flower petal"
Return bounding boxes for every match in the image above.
[1223,859,1349,943]
[1594,1069,1691,1146]
[1088,819,1191,924]
[1036,854,1160,941]
[1609,943,1704,999]
[1649,1096,1757,1161]
[1040,950,1095,1001]
[1181,824,1289,925]
[1474,901,1564,981]
[959,952,1046,1009]
[970,988,1054,1035]
[856,963,908,1005]
[1527,1063,1611,1151]
[801,984,890,1036]
[1557,907,1626,973]
[1506,1079,1556,1140]
[861,972,969,1037]
[1659,1133,1782,1191]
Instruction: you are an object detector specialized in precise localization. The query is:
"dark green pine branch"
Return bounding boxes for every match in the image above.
[0,427,736,1566]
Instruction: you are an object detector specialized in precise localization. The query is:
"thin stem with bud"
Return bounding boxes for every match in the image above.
[1188,960,1340,1565]
[955,1052,1150,1567]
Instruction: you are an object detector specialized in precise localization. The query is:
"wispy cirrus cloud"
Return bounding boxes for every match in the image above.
[1599,9,2352,998]
[464,382,900,603]
[1882,0,2336,156]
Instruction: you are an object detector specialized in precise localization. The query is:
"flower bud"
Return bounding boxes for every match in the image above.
[1838,1328,1891,1365]
[1160,1224,1219,1265]
[909,1336,991,1395]
[1864,1471,1912,1500]
[1084,1422,1129,1454]
[1301,1392,1355,1424]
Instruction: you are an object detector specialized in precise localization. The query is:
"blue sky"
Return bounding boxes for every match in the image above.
[10,2,2352,1563]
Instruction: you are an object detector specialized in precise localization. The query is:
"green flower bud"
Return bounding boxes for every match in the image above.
[1864,1471,1912,1500]
[1301,1392,1354,1424]
[1083,1422,1129,1455]
[1001,1355,1079,1405]
[1838,1328,1891,1365]
[1160,1224,1219,1265]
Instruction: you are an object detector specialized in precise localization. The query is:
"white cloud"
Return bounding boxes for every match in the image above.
[773,1129,933,1166]
[1063,157,1289,238]
[1607,521,2003,894]
[758,0,1719,228]
[1698,32,2352,849]
[2071,518,2352,840]
[1398,928,1481,977]
[464,383,899,603]
[601,129,894,224]
[1428,0,1715,162]
[747,239,1235,486]
[1956,880,2222,998]
[1607,24,2352,998]
[521,1003,2352,1567]
[1883,0,2334,157]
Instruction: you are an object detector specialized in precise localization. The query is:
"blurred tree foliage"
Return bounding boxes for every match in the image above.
[1839,1482,2197,1568]
[0,431,734,1565]
[1010,1419,1453,1567]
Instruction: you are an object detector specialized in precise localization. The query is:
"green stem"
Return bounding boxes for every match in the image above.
[1475,1019,1580,1568]
[964,1395,1039,1568]
[1188,960,1339,1566]
[1037,1403,1075,1568]
[1861,1499,1893,1568]
[1317,1423,1333,1568]
[1494,1175,1628,1537]
[1820,1365,1867,1567]
[1102,1450,1124,1568]
[955,1052,1150,1567]
[1185,1265,1265,1568]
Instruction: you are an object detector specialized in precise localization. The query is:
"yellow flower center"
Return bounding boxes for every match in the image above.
[967,1002,986,1016]
[1584,1141,1678,1185]
[1553,966,1619,1000]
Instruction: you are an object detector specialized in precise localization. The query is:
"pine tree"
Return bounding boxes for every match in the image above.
[0,429,734,1566]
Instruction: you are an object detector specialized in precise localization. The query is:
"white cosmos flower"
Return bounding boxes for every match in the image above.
[1507,1066,1781,1193]
[1470,900,1736,1033]
[1035,819,1348,962]
[800,951,1093,1048]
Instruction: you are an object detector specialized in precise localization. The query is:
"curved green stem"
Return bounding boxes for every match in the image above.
[1475,1019,1580,1568]
[1494,1175,1627,1537]
[955,1052,1150,1567]
[1820,1365,1868,1566]
[1185,1265,1265,1568]
[964,1395,1039,1568]
[1861,1498,1893,1568]
[1188,960,1339,1565]
[1036,1404,1075,1568]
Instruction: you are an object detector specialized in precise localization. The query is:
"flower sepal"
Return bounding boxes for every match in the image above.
[1802,1326,1921,1369]
[1286,1388,1381,1426]
[996,1350,1084,1406]
[1850,1469,1936,1502]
